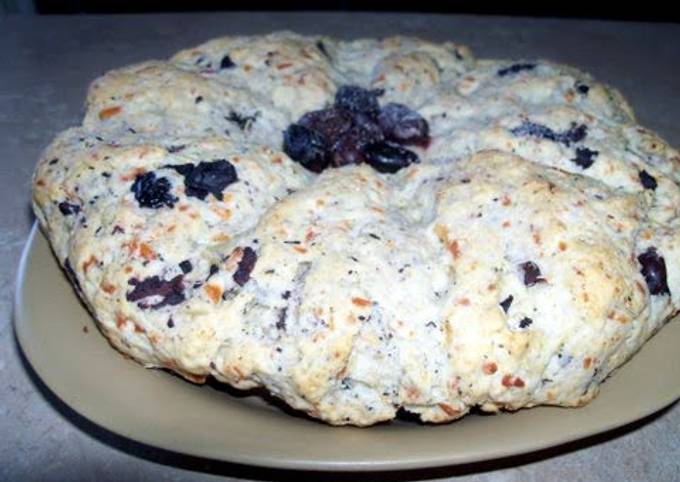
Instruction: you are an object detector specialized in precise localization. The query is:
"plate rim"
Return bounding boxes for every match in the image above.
[14,222,680,472]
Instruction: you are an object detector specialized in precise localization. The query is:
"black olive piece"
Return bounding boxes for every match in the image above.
[58,202,81,216]
[575,82,590,95]
[330,123,384,167]
[378,103,430,147]
[276,307,287,330]
[131,172,177,209]
[233,247,257,286]
[168,160,238,201]
[562,123,588,145]
[282,124,330,173]
[497,63,536,77]
[179,260,193,274]
[334,85,383,117]
[220,55,236,69]
[639,170,658,190]
[298,108,353,146]
[316,40,330,59]
[500,295,514,313]
[571,147,598,169]
[638,247,670,295]
[363,142,419,174]
[510,121,588,147]
[519,317,533,328]
[520,261,546,287]
[126,275,185,309]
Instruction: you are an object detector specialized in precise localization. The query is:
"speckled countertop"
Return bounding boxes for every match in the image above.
[1,12,679,482]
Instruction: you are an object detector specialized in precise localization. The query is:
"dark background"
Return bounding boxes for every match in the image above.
[31,1,680,23]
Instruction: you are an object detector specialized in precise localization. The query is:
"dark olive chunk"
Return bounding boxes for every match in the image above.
[131,172,177,209]
[58,201,81,216]
[363,142,419,173]
[168,160,238,201]
[331,124,383,167]
[378,103,430,147]
[281,85,429,174]
[220,55,236,69]
[334,85,383,117]
[126,275,185,309]
[497,63,536,77]
[575,82,590,95]
[500,295,514,313]
[638,247,670,295]
[298,108,353,144]
[510,121,557,142]
[283,124,330,173]
[562,123,588,145]
[511,121,588,146]
[276,307,287,330]
[179,260,193,274]
[639,170,658,190]
[571,147,598,169]
[316,40,330,59]
[520,261,546,287]
[233,247,257,286]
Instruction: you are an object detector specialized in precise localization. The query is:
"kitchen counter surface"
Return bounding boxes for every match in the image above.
[1,12,679,481]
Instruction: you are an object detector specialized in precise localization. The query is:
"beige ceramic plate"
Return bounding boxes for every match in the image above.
[15,224,680,471]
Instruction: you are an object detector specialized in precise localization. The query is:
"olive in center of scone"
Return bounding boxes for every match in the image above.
[283,85,429,174]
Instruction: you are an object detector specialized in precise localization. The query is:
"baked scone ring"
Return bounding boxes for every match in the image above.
[33,32,680,426]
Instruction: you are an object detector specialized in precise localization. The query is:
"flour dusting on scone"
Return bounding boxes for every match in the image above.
[32,32,680,426]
